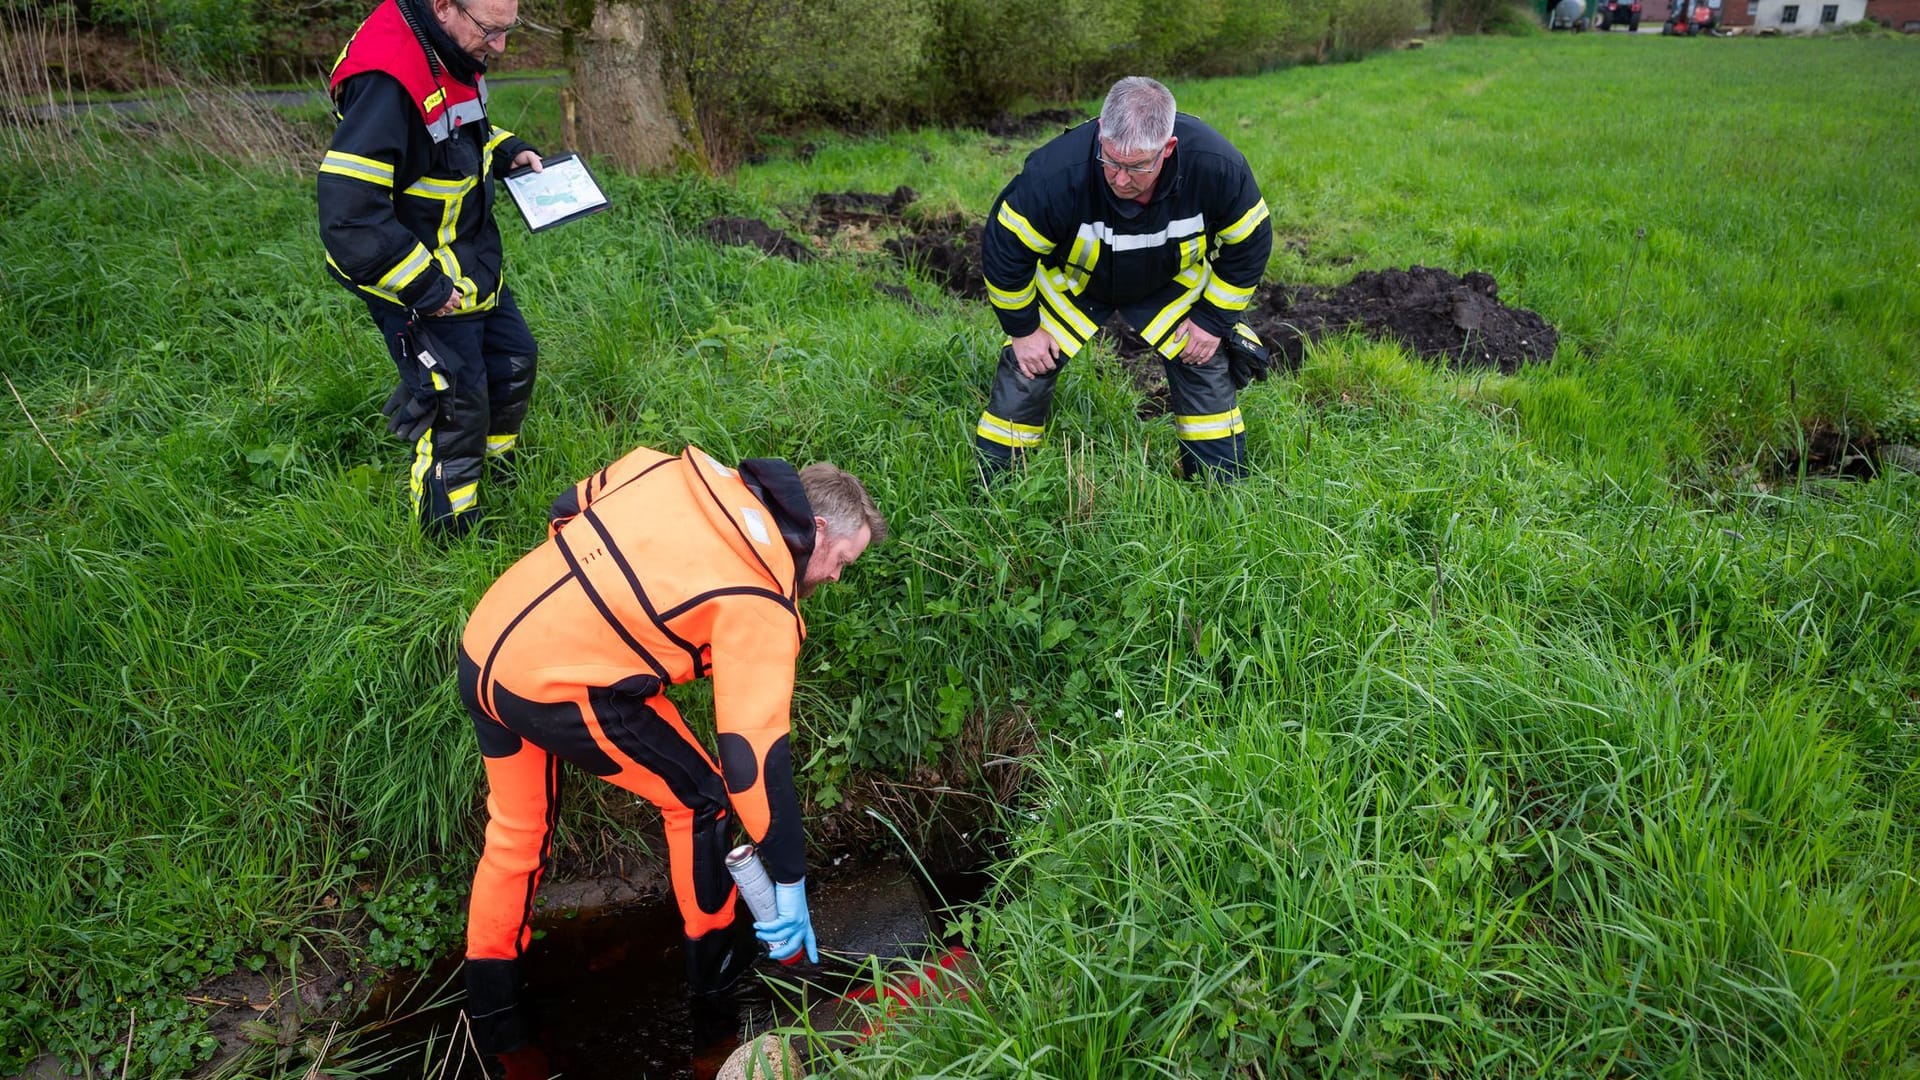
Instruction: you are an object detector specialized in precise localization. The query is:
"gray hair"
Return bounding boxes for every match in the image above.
[799,462,887,545]
[1099,77,1176,155]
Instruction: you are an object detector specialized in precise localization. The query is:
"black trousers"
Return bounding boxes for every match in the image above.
[367,289,538,533]
[973,272,1247,480]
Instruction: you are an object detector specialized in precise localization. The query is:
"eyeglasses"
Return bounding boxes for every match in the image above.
[454,2,521,41]
[1096,147,1167,176]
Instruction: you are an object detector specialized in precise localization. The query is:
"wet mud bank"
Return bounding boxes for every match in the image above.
[346,725,1028,1079]
[351,854,987,1080]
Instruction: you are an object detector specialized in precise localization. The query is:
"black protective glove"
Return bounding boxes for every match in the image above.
[380,382,435,444]
[378,316,455,443]
[1224,322,1271,391]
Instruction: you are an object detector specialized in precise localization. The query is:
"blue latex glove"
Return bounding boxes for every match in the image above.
[753,880,818,963]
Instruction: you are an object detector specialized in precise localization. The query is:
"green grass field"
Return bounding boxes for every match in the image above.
[2,31,1917,1078]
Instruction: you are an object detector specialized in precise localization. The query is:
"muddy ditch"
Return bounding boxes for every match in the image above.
[155,714,1029,1079]
[335,749,1015,1080]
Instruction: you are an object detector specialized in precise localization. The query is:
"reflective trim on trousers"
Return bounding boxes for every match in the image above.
[1173,407,1246,441]
[975,411,1046,449]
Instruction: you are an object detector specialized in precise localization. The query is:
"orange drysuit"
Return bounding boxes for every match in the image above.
[457,445,817,1051]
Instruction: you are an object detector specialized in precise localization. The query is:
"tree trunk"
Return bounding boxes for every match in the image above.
[564,0,707,175]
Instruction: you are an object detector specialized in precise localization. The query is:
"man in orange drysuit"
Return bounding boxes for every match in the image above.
[456,444,886,1056]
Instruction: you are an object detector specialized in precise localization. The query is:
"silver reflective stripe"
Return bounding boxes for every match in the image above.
[446,97,487,129]
[1075,213,1207,253]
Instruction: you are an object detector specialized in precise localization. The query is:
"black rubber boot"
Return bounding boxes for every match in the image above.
[683,919,761,997]
[463,957,531,1056]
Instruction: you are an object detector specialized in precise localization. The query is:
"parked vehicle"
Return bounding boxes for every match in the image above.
[1598,0,1643,29]
[1548,0,1591,29]
[1662,0,1717,32]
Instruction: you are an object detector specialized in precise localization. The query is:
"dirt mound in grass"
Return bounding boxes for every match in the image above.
[883,221,987,301]
[978,108,1084,138]
[1249,266,1558,375]
[809,185,920,225]
[703,216,816,261]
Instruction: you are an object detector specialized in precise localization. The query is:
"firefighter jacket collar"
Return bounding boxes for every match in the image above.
[404,0,487,82]
[738,458,816,589]
[329,0,488,144]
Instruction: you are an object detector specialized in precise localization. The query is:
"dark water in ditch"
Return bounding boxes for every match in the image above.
[351,859,989,1079]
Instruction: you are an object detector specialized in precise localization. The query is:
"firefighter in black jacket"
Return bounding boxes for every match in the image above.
[975,76,1274,482]
[318,0,541,536]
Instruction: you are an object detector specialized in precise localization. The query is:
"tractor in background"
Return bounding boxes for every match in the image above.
[1598,0,1644,30]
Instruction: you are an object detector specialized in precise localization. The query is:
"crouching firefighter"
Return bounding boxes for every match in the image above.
[975,75,1274,482]
[457,444,886,1058]
[317,0,543,536]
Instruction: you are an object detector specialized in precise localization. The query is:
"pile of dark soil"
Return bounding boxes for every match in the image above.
[809,184,919,227]
[883,220,986,301]
[1771,421,1884,481]
[1248,266,1558,375]
[978,108,1084,138]
[702,215,816,262]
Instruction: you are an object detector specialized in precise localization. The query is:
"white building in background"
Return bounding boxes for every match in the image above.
[1741,0,1867,28]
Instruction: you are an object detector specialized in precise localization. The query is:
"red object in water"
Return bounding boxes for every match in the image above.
[845,946,973,1039]
[496,1043,552,1080]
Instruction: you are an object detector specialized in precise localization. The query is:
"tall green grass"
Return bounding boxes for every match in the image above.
[1,35,1916,1078]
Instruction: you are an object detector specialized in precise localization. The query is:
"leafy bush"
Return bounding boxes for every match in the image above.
[1190,0,1338,74]
[84,0,265,74]
[674,0,938,128]
[1330,0,1423,56]
[1434,0,1541,32]
[923,0,1139,118]
[1482,0,1546,33]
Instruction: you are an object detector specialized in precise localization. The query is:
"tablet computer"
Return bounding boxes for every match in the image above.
[502,151,611,233]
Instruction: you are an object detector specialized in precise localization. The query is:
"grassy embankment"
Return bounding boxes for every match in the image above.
[2,32,1917,1078]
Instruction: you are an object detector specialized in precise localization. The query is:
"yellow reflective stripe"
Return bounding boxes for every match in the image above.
[327,253,398,304]
[430,370,450,391]
[377,244,434,293]
[976,412,1045,448]
[1142,265,1209,349]
[1034,306,1086,356]
[1074,225,1102,275]
[402,174,476,198]
[409,428,434,512]
[1035,271,1099,340]
[1203,276,1256,311]
[987,275,1036,311]
[448,481,479,512]
[996,202,1055,255]
[485,127,515,154]
[486,433,518,456]
[1174,408,1245,440]
[432,190,465,307]
[1218,199,1270,245]
[319,150,394,188]
[1065,234,1090,276]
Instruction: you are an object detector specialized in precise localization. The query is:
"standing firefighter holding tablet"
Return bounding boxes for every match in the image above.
[317,0,543,537]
